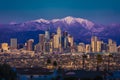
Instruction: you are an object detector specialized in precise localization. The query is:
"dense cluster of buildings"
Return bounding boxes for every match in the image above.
[78,36,118,53]
[0,27,120,53]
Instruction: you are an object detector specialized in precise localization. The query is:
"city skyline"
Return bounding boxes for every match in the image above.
[0,25,120,80]
[0,16,120,45]
[0,27,119,53]
[1,0,120,80]
[0,0,120,24]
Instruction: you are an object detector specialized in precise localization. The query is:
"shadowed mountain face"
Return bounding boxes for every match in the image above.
[0,16,120,44]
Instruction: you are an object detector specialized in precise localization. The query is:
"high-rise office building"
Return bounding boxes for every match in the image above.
[111,42,117,53]
[49,39,53,52]
[10,38,17,49]
[1,43,9,51]
[97,41,102,52]
[85,44,91,53]
[101,42,108,52]
[26,39,34,51]
[68,35,74,47]
[78,43,85,52]
[51,34,55,50]
[117,46,120,52]
[45,29,50,42]
[53,34,59,49]
[64,37,68,48]
[39,34,45,43]
[63,31,68,48]
[44,42,52,53]
[57,27,62,45]
[108,39,117,53]
[108,39,113,45]
[34,43,41,53]
[39,34,45,52]
[55,27,62,52]
[91,36,98,52]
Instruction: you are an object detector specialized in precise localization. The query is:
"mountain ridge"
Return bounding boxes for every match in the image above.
[31,16,95,30]
[0,16,120,44]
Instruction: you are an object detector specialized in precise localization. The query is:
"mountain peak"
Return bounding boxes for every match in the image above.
[29,16,94,30]
[61,16,94,29]
[32,18,49,24]
[62,16,75,24]
[64,16,74,20]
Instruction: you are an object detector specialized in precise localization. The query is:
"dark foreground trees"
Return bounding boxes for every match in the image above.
[0,63,17,80]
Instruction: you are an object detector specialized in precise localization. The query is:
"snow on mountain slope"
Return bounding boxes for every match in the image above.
[32,18,50,24]
[30,16,95,30]
[1,16,120,44]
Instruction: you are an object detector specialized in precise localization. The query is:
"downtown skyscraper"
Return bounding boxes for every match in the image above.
[10,38,17,49]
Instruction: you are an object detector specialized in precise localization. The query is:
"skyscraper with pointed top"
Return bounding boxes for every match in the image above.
[45,28,50,42]
[57,27,62,51]
[57,27,61,44]
[53,27,62,52]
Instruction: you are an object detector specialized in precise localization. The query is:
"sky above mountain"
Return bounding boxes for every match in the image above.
[0,0,120,24]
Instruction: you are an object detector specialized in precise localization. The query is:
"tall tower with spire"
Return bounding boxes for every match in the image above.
[45,28,50,42]
[57,27,61,44]
[57,27,62,52]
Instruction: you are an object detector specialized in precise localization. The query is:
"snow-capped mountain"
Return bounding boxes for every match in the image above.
[4,16,99,32]
[61,16,94,29]
[0,16,120,44]
[30,16,95,30]
[32,18,50,24]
